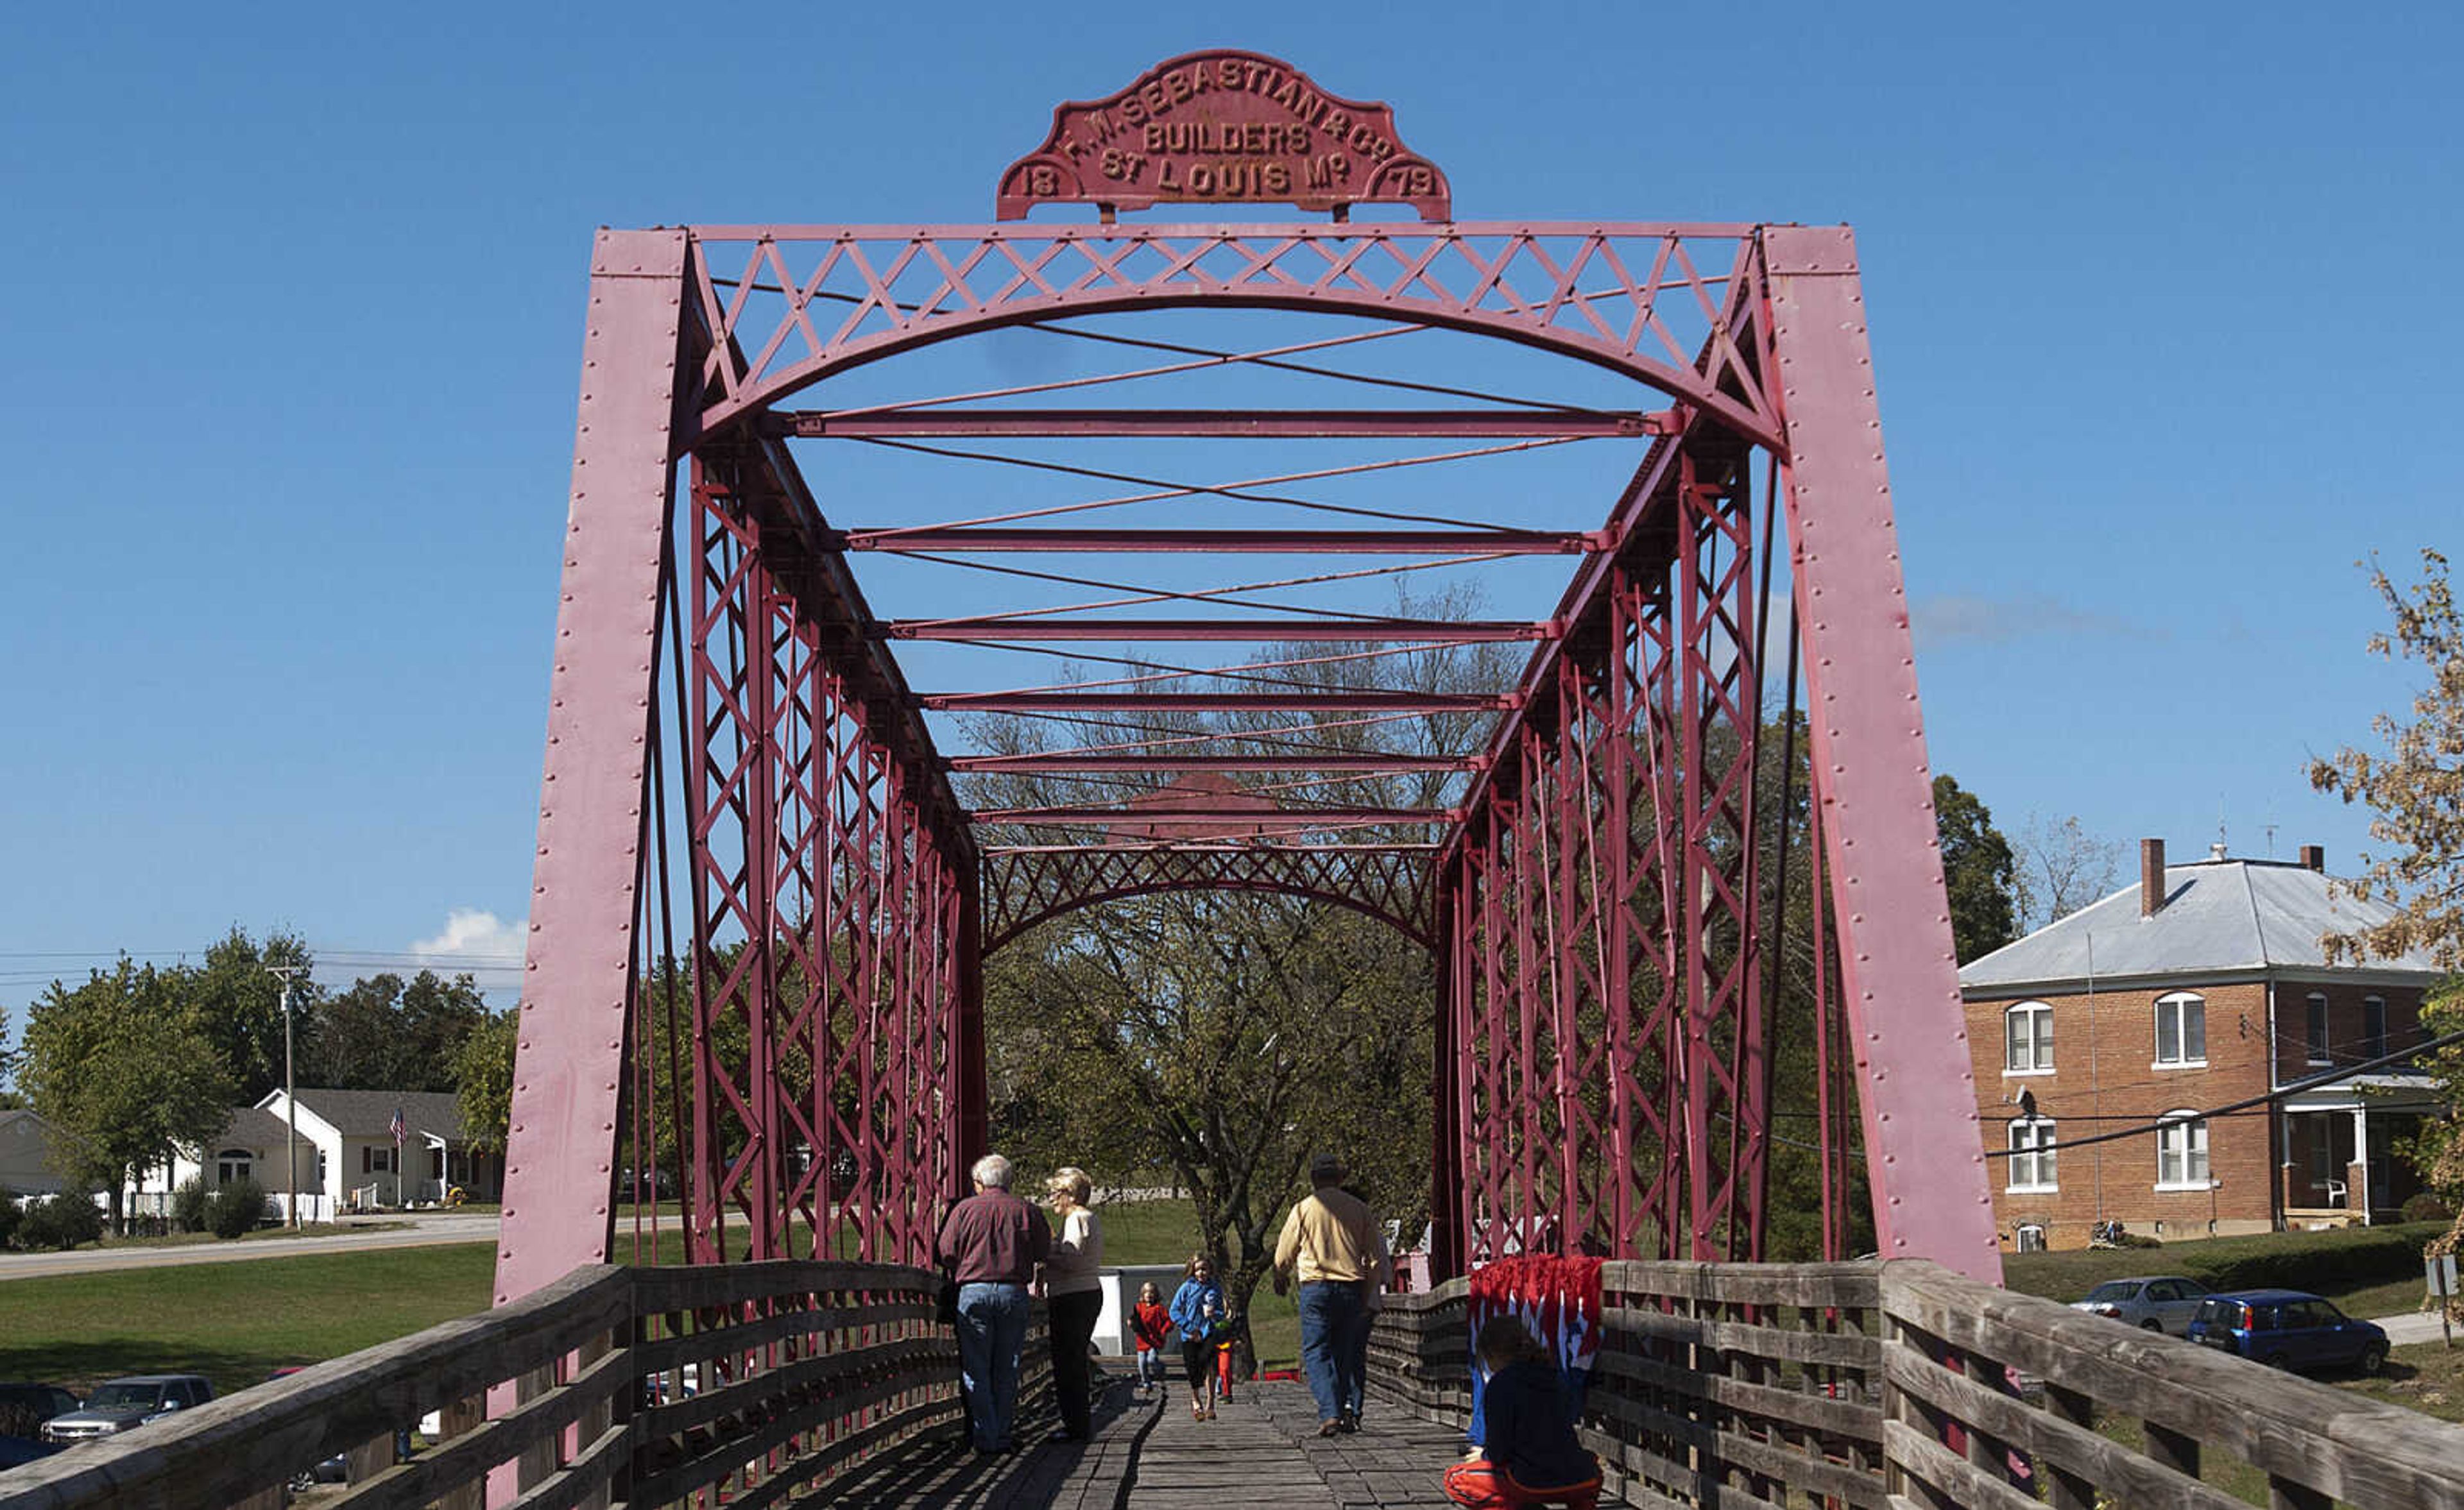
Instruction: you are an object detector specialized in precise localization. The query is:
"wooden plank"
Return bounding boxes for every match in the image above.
[431,1393,488,1510]
[332,1339,635,1510]
[1601,1260,1881,1309]
[1881,1420,2043,1510]
[628,1258,935,1311]
[632,1335,942,1440]
[1601,1304,1881,1368]
[499,1421,627,1510]
[1881,1260,2464,1509]
[0,1264,631,1510]
[1881,1344,2246,1510]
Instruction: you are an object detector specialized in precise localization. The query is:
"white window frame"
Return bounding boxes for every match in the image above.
[2363,995,2387,1061]
[2008,1117,2058,1192]
[2003,1001,2055,1075]
[2153,991,2207,1069]
[2305,991,2331,1065]
[2014,1223,2047,1253]
[2155,1112,2209,1190]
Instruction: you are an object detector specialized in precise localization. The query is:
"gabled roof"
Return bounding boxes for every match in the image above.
[1960,858,2447,993]
[274,1089,466,1141]
[208,1105,293,1151]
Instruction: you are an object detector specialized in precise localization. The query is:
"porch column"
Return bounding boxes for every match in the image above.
[2350,1105,2371,1219]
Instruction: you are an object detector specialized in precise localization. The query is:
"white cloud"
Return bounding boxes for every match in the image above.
[409,908,527,978]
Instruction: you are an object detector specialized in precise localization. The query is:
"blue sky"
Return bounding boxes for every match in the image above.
[1,1,2455,1026]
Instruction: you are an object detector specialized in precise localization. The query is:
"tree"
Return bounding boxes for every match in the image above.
[454,1008,519,1158]
[2014,814,2124,934]
[185,928,320,1104]
[2307,548,2464,1296]
[19,960,235,1234]
[304,970,490,1090]
[1933,775,2021,963]
[986,893,1429,1325]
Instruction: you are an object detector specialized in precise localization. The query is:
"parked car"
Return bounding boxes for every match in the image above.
[0,1382,81,1466]
[2187,1289,2389,1375]
[2069,1275,2211,1335]
[39,1375,213,1445]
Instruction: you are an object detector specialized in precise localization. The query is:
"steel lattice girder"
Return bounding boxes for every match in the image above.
[497,219,2001,1319]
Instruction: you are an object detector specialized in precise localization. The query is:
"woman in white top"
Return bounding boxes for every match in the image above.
[1043,1166,1105,1441]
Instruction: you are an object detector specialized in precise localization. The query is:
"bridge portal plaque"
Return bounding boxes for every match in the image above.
[997,50,1451,221]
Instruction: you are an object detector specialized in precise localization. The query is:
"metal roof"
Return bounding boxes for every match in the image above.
[1959,858,2446,993]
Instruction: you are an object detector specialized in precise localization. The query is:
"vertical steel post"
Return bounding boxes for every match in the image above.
[497,228,689,1308]
[1761,225,2000,1281]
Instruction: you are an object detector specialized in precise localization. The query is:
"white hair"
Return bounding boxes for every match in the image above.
[971,1153,1013,1189]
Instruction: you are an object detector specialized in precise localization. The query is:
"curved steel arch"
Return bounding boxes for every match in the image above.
[679,223,1783,453]
[980,845,1434,954]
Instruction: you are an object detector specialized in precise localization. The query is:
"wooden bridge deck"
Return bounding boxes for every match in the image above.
[811,1370,1522,1508]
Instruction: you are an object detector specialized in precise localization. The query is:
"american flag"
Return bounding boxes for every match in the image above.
[389,1106,407,1148]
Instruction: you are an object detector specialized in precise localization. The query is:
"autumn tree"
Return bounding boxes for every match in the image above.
[2308,548,2464,1293]
[20,960,235,1234]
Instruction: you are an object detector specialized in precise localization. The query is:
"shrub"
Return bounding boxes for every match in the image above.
[2400,1192,2454,1225]
[210,1176,270,1239]
[19,1191,103,1250]
[172,1177,211,1234]
[2115,1230,2164,1248]
[0,1189,20,1250]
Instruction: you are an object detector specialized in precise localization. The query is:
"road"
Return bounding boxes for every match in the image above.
[0,1214,499,1280]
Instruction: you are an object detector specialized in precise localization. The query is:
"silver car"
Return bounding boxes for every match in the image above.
[2070,1276,2210,1335]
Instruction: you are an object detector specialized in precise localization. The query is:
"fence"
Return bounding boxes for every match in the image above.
[1368,1258,2464,1510]
[0,1259,1040,1510]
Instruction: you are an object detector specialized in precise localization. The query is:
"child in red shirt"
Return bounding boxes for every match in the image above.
[1129,1281,1173,1398]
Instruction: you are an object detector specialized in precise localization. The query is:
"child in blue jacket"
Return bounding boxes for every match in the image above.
[1168,1252,1228,1421]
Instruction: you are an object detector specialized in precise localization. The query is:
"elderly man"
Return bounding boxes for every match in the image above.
[1273,1152,1389,1436]
[936,1152,1052,1454]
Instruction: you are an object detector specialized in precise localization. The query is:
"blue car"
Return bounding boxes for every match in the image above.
[2187,1289,2388,1375]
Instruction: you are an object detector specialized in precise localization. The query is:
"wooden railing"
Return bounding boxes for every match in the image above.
[1369,1259,2464,1510]
[0,1260,1043,1510]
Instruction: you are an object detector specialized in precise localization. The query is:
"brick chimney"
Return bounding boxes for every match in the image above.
[2141,838,2167,916]
[2299,844,2325,872]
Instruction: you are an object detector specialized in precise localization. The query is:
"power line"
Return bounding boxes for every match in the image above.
[1983,1027,2463,1158]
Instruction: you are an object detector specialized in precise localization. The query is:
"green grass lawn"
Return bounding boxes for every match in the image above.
[0,1244,497,1399]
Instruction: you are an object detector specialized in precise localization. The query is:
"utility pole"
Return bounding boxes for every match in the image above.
[268,965,309,1229]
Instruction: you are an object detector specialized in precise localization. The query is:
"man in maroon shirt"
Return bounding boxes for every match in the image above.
[936,1152,1052,1453]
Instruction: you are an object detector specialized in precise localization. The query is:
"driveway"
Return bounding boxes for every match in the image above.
[0,1214,500,1280]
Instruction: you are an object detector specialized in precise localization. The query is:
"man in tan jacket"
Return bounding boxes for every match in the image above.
[1272,1152,1389,1434]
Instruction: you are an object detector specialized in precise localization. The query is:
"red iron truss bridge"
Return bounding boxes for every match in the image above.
[493,51,1998,1311]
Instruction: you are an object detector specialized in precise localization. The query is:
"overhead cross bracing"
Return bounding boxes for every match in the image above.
[497,212,2001,1316]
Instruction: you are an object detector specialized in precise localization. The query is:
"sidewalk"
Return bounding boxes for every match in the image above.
[2374,1309,2458,1346]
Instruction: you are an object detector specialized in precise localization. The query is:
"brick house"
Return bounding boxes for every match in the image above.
[1960,840,2445,1252]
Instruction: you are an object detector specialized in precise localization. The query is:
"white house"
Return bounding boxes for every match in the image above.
[128,1105,316,1221]
[128,1089,501,1222]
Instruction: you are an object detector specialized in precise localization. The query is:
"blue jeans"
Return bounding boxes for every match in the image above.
[955,1282,1029,1450]
[1297,1279,1369,1424]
